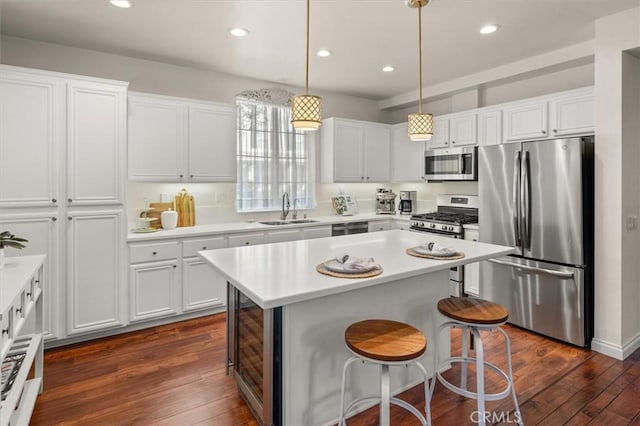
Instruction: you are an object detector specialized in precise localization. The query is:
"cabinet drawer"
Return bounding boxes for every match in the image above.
[183,236,227,258]
[228,232,266,247]
[129,241,179,263]
[1,305,14,356]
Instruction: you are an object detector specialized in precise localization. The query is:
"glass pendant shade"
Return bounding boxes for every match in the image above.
[291,94,322,131]
[408,112,433,141]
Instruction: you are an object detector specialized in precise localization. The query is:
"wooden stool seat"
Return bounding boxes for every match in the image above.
[437,297,508,325]
[345,319,426,362]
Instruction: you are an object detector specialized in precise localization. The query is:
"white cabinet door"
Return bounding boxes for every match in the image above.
[449,114,477,147]
[265,229,301,243]
[503,100,548,142]
[67,81,126,205]
[66,210,126,334]
[427,117,450,149]
[301,225,332,240]
[0,214,61,340]
[391,123,425,182]
[0,71,63,208]
[478,109,502,146]
[333,121,365,182]
[464,229,480,297]
[188,103,236,182]
[128,94,186,181]
[182,257,225,312]
[363,124,391,182]
[129,260,180,321]
[549,90,594,137]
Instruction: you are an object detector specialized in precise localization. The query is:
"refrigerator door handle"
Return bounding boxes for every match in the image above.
[513,151,521,248]
[521,150,531,249]
[488,258,575,279]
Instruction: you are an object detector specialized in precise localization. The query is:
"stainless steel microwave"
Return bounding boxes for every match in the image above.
[425,146,478,181]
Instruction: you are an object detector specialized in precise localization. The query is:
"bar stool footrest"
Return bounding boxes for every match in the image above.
[344,396,427,426]
[436,356,513,401]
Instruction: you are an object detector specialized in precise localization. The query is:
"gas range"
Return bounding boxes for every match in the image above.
[410,195,478,237]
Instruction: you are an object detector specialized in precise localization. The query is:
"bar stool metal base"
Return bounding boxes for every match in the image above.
[430,320,522,426]
[339,353,431,426]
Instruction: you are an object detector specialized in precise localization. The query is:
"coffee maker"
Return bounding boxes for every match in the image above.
[375,188,397,214]
[398,191,417,215]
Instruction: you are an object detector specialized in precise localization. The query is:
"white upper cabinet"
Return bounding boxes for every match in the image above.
[427,112,477,150]
[503,99,548,142]
[128,94,185,181]
[67,81,127,205]
[0,70,64,208]
[548,87,594,137]
[321,117,391,183]
[391,123,426,182]
[188,103,236,181]
[128,92,236,182]
[477,109,502,146]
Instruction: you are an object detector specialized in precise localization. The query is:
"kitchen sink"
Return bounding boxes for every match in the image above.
[258,219,318,225]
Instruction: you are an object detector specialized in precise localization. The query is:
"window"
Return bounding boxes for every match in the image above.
[236,92,316,212]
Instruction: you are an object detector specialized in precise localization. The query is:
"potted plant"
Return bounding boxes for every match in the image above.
[0,231,28,269]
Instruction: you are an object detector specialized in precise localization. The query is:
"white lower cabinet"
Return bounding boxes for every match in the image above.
[464,228,480,297]
[265,229,300,244]
[368,220,394,232]
[129,260,180,321]
[228,232,266,247]
[301,225,332,240]
[66,210,126,335]
[182,236,227,312]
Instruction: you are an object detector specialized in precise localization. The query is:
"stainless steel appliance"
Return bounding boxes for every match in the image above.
[478,136,594,347]
[398,190,417,215]
[375,188,397,214]
[331,221,369,236]
[410,194,479,296]
[227,283,282,425]
[425,146,478,181]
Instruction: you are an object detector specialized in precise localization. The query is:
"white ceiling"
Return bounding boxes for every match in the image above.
[1,0,639,101]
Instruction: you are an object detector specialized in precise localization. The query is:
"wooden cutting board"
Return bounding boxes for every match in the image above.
[174,189,195,227]
[139,202,174,229]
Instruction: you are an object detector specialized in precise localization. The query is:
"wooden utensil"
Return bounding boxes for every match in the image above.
[174,188,195,227]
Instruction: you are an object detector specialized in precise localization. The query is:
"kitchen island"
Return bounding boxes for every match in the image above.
[199,229,514,426]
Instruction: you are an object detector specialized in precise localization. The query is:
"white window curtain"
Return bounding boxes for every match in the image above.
[236,89,317,212]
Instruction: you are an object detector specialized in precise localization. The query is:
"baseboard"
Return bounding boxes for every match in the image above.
[44,306,226,349]
[591,332,640,360]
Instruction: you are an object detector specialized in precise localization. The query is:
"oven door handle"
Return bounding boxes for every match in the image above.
[487,258,574,279]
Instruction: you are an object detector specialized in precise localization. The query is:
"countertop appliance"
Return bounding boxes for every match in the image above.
[375,188,397,214]
[425,146,477,181]
[410,194,479,296]
[398,190,417,215]
[478,136,594,347]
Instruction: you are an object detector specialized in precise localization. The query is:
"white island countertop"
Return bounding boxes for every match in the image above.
[199,229,514,309]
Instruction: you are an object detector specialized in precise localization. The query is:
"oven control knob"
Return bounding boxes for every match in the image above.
[430,223,435,229]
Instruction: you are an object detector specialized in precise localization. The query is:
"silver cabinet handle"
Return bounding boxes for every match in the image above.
[487,258,574,279]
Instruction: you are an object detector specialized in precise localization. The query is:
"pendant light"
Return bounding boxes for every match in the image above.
[291,0,322,131]
[407,0,433,141]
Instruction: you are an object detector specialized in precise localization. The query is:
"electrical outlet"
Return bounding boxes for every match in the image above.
[626,216,638,230]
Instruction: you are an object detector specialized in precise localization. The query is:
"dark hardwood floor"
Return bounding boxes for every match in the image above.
[32,313,640,425]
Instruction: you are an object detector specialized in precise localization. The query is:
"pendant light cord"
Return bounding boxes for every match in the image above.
[418,4,423,114]
[305,0,310,95]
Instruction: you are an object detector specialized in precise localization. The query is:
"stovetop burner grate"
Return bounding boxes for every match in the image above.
[410,212,478,225]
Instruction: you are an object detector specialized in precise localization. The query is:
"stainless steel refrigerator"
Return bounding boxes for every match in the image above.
[478,136,594,347]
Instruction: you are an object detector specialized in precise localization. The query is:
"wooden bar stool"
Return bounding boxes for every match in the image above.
[429,297,522,426]
[339,319,431,426]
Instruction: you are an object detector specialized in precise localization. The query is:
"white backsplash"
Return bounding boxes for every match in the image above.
[126,181,477,228]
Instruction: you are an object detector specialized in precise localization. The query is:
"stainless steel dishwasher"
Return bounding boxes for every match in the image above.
[331,221,369,236]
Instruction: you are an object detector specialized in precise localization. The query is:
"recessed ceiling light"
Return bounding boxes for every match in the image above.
[480,24,500,35]
[317,49,332,57]
[229,28,249,37]
[110,0,131,8]
[382,66,395,73]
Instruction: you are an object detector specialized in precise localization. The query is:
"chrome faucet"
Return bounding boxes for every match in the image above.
[281,192,291,220]
[292,198,299,220]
